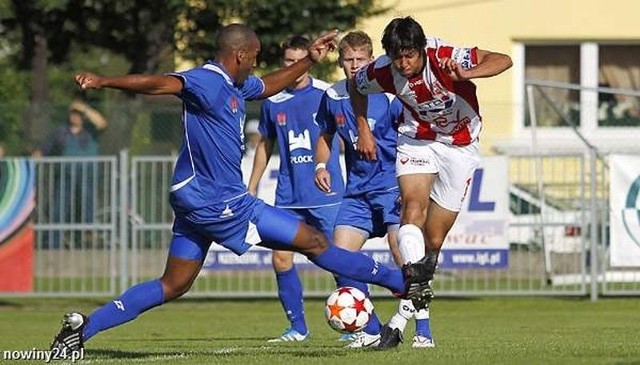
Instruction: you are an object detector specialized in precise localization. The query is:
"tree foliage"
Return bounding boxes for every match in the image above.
[3,0,387,74]
[0,0,389,154]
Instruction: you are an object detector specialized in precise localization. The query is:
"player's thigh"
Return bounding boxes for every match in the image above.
[334,196,373,241]
[396,136,444,218]
[398,173,435,222]
[333,226,367,251]
[430,141,480,212]
[369,188,401,232]
[305,204,341,240]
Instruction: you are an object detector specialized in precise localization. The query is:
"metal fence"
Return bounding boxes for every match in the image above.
[4,150,639,299]
[32,156,118,296]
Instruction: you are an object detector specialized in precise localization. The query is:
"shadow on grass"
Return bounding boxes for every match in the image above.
[89,346,349,360]
[0,297,109,310]
[90,349,172,359]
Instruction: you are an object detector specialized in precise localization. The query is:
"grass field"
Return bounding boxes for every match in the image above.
[1,296,639,364]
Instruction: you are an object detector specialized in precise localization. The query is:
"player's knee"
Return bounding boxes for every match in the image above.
[425,234,446,251]
[300,228,328,258]
[272,252,293,272]
[402,199,427,224]
[160,276,193,301]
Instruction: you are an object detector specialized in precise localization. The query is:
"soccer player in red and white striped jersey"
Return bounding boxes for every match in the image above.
[350,16,512,349]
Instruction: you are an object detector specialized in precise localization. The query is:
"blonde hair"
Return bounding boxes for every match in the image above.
[338,31,373,60]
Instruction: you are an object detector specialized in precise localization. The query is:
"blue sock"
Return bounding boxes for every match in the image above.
[415,319,432,338]
[335,275,381,335]
[313,245,404,294]
[83,279,164,341]
[276,266,307,335]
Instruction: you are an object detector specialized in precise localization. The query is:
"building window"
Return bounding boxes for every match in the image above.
[524,45,580,127]
[598,45,640,127]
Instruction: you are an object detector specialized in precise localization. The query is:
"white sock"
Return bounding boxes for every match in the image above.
[414,306,430,320]
[388,299,415,331]
[397,224,425,264]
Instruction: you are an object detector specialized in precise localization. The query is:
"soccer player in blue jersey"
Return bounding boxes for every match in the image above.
[50,24,434,353]
[247,35,344,342]
[315,31,430,349]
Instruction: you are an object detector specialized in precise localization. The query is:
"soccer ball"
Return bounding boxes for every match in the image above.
[324,286,374,333]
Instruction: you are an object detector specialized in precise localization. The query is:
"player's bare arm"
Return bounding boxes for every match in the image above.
[247,136,275,196]
[348,78,377,161]
[74,72,183,95]
[440,49,512,81]
[314,132,334,193]
[260,30,339,98]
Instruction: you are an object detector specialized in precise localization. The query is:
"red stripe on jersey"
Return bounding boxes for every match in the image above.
[427,48,454,92]
[398,97,437,140]
[470,47,478,65]
[408,74,432,103]
[454,81,479,114]
[451,121,472,145]
[436,45,453,59]
[415,121,437,140]
[373,64,396,94]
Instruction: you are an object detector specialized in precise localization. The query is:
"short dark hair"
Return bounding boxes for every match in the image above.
[281,35,310,53]
[381,16,427,58]
[214,23,258,56]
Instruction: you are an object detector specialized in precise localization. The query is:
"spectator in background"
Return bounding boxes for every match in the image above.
[35,99,108,158]
[35,99,108,247]
[0,143,5,158]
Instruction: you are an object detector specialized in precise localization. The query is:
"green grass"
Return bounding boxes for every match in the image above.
[1,297,639,364]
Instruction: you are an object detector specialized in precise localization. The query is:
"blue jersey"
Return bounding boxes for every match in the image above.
[316,79,402,196]
[168,61,265,214]
[259,77,344,208]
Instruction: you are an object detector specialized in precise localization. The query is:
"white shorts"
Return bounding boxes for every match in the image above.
[396,134,481,212]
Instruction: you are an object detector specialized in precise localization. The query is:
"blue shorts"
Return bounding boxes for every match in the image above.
[169,193,308,261]
[282,204,340,240]
[335,188,401,239]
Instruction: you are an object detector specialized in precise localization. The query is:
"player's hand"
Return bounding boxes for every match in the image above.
[356,130,377,161]
[247,187,257,196]
[314,167,332,193]
[439,58,472,81]
[74,72,104,90]
[308,30,339,63]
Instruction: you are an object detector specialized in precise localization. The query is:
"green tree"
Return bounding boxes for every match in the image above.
[1,0,388,154]
[233,0,387,79]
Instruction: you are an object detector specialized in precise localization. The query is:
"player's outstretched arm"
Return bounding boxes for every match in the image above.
[441,50,512,82]
[74,72,183,95]
[471,50,513,78]
[260,30,339,98]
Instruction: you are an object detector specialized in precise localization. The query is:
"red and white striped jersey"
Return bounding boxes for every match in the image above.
[354,37,481,146]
